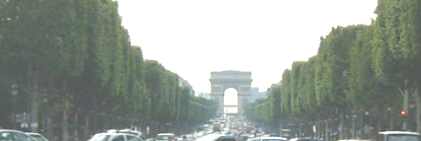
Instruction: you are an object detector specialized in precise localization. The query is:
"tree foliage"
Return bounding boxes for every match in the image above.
[0,0,216,140]
[245,0,421,135]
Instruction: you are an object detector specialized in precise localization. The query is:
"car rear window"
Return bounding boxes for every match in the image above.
[0,132,13,141]
[388,135,420,141]
[157,135,173,140]
[31,135,44,141]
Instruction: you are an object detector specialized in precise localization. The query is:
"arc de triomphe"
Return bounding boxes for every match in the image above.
[210,71,252,115]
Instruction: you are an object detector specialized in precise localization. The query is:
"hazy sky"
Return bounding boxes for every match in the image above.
[117,0,377,93]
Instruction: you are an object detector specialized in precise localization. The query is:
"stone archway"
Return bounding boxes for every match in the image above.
[224,88,239,113]
[209,71,252,115]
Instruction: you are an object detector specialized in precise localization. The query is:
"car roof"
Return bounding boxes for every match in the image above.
[157,133,175,136]
[217,136,236,139]
[289,137,318,140]
[253,137,288,140]
[240,134,253,137]
[0,129,26,134]
[379,131,420,136]
[219,136,235,138]
[120,129,140,132]
[26,132,42,136]
[337,139,371,141]
[94,132,129,136]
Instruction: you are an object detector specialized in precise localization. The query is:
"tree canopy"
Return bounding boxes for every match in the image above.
[0,0,216,140]
[245,0,421,138]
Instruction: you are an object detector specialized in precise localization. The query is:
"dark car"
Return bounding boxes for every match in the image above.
[213,124,222,132]
[216,136,236,141]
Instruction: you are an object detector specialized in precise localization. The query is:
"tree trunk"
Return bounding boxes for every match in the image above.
[46,111,53,140]
[74,113,79,141]
[30,84,39,132]
[338,116,343,139]
[390,112,394,130]
[84,116,90,141]
[325,120,329,141]
[415,89,421,133]
[62,99,69,141]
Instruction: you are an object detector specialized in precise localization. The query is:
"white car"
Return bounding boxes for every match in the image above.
[0,129,32,141]
[88,132,143,141]
[378,131,420,141]
[248,136,288,141]
[155,133,176,141]
[26,132,49,141]
[289,137,321,141]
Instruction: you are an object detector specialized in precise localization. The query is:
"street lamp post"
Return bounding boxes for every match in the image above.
[350,114,357,139]
[387,107,392,130]
[363,111,369,136]
[41,97,48,132]
[400,84,409,131]
[11,84,18,129]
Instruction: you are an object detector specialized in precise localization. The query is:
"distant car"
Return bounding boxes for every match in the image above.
[215,136,237,141]
[0,129,32,141]
[88,131,143,141]
[156,133,176,141]
[213,124,222,132]
[223,131,234,136]
[248,136,288,141]
[377,131,420,141]
[26,132,49,141]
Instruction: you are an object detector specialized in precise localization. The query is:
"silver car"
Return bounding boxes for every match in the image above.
[26,133,48,141]
[0,129,32,141]
[378,131,421,141]
[88,132,143,141]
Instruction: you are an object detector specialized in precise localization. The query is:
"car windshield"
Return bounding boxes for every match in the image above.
[30,135,44,141]
[0,132,27,141]
[0,132,13,141]
[157,136,171,140]
[388,135,420,141]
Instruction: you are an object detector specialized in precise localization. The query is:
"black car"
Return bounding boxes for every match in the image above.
[216,136,237,141]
